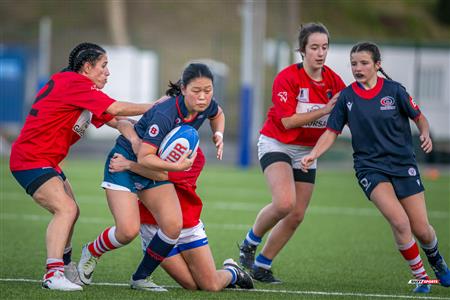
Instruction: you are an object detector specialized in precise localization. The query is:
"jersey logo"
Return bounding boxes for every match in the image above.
[380,96,396,111]
[346,101,353,111]
[409,96,419,110]
[326,89,333,99]
[360,178,372,191]
[148,124,160,137]
[73,110,92,137]
[277,91,288,103]
[408,167,417,176]
[297,88,309,103]
[175,118,181,125]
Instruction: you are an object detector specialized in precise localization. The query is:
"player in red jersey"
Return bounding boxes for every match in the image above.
[109,148,254,291]
[9,42,154,291]
[238,23,346,283]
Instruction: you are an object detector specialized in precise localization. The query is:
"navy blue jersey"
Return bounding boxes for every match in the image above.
[116,96,219,153]
[327,77,422,177]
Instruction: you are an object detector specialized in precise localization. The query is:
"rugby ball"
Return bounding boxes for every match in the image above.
[158,125,199,162]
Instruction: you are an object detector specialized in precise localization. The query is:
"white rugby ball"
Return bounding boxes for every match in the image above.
[158,125,199,162]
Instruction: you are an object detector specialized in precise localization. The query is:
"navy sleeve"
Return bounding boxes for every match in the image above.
[326,92,347,134]
[397,85,421,121]
[142,111,174,148]
[206,99,219,118]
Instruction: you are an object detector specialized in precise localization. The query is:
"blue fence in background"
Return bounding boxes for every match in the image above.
[0,46,28,125]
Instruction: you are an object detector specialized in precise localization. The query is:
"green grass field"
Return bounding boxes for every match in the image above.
[1,158,449,299]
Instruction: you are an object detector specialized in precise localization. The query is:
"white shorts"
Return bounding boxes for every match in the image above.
[140,221,208,257]
[257,134,317,170]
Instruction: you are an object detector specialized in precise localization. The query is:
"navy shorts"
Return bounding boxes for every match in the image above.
[101,143,170,193]
[356,170,425,200]
[11,167,67,196]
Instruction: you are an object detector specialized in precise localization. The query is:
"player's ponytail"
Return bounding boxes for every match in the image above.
[378,67,392,80]
[350,42,393,80]
[67,42,106,72]
[165,63,214,97]
[166,80,182,97]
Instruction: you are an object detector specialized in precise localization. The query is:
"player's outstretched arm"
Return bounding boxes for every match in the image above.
[106,101,154,116]
[301,129,338,172]
[414,114,433,153]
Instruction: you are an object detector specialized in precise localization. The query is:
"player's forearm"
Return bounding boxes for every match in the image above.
[415,114,430,137]
[127,161,168,181]
[138,154,183,172]
[310,130,338,159]
[210,108,225,135]
[281,108,329,129]
[106,101,153,116]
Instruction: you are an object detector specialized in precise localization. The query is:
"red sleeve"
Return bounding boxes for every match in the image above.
[91,113,115,128]
[271,70,298,120]
[65,79,116,118]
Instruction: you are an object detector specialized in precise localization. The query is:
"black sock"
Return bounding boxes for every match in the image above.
[63,247,72,265]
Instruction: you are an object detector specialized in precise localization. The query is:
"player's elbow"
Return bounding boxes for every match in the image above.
[281,118,292,130]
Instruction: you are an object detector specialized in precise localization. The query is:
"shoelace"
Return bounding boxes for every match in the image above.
[83,256,98,271]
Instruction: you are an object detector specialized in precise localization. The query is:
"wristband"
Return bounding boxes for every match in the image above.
[214,131,224,139]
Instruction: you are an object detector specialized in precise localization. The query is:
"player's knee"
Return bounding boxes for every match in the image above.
[116,224,140,244]
[285,211,306,229]
[160,221,182,240]
[412,224,434,243]
[391,218,411,237]
[273,198,295,217]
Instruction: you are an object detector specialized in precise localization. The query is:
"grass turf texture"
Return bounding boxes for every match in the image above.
[1,158,449,299]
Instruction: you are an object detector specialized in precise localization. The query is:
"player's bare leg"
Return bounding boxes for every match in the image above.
[371,183,431,293]
[32,177,82,291]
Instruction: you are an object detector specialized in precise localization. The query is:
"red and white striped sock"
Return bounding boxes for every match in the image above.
[398,239,429,279]
[87,226,124,258]
[45,258,64,279]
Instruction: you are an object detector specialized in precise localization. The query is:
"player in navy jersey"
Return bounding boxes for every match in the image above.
[301,42,450,293]
[9,42,155,291]
[78,63,225,291]
[238,23,345,283]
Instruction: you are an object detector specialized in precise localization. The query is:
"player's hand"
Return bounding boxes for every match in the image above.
[109,153,131,172]
[175,150,197,171]
[300,154,315,173]
[212,131,224,160]
[323,92,340,114]
[420,134,433,153]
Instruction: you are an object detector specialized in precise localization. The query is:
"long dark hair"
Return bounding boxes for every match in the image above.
[297,22,330,58]
[66,42,106,72]
[350,42,392,80]
[165,63,214,97]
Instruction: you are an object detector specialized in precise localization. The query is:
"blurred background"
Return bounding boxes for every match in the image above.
[1,0,450,170]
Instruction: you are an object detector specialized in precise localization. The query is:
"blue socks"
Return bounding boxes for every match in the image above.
[244,228,262,247]
[132,230,178,281]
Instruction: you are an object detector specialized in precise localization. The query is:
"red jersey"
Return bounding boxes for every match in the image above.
[260,63,345,146]
[10,71,115,171]
[139,148,206,228]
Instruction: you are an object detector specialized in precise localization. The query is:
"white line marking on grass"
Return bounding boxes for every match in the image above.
[0,212,252,229]
[0,278,449,299]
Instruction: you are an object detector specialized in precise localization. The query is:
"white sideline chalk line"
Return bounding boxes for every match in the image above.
[0,278,449,299]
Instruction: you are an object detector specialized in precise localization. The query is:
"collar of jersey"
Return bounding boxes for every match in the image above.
[351,77,384,100]
[176,96,198,123]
